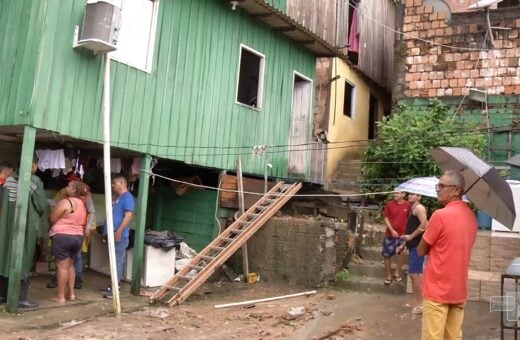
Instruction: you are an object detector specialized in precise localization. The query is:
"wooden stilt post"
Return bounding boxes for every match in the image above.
[236,159,249,278]
[6,125,36,314]
[131,154,151,295]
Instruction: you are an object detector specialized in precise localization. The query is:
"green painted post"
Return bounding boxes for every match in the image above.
[6,125,36,313]
[131,154,151,295]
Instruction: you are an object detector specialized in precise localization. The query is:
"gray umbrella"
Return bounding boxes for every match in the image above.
[430,147,516,229]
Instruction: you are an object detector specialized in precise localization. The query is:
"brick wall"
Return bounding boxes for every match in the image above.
[401,0,520,98]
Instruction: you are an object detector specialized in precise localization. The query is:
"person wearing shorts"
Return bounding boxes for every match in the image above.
[382,189,410,285]
[401,192,428,314]
[418,171,477,340]
[49,181,89,303]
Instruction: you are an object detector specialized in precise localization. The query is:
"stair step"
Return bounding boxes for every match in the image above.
[348,262,408,280]
[359,246,384,261]
[338,275,407,295]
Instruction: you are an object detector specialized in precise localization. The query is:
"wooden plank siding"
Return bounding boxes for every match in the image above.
[356,0,395,90]
[286,0,395,90]
[0,0,316,178]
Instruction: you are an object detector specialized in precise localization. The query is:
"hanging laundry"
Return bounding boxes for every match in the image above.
[35,149,66,171]
[348,7,360,53]
[111,159,122,173]
[131,158,141,176]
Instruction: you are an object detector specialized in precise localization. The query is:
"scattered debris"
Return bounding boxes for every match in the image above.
[286,307,306,320]
[326,294,336,300]
[314,319,364,340]
[149,308,170,319]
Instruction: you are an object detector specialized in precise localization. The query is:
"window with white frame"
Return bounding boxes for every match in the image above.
[343,80,356,119]
[110,0,159,72]
[236,45,265,110]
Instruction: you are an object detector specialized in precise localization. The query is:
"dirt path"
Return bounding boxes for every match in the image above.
[2,283,501,340]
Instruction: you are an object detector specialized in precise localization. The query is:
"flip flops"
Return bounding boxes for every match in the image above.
[393,275,403,282]
[384,278,392,285]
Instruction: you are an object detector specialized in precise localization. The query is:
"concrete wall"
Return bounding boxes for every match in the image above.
[246,217,348,287]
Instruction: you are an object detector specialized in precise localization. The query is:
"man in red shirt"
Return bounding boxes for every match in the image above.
[382,189,410,284]
[418,170,477,340]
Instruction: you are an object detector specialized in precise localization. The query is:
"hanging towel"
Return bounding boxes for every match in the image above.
[348,8,359,53]
[111,159,122,173]
[35,149,66,171]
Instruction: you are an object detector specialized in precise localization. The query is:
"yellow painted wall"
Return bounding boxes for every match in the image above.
[326,58,383,178]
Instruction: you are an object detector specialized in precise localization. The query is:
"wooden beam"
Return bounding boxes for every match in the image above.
[131,154,152,295]
[6,125,36,314]
[236,159,249,278]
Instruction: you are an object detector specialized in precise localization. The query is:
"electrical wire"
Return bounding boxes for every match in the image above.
[146,170,394,198]
[349,0,496,52]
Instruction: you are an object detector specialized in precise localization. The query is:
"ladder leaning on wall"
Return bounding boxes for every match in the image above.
[149,181,302,307]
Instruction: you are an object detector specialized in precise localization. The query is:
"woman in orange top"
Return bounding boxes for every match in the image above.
[49,181,89,303]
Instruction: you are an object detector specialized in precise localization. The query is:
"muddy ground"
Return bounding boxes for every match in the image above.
[0,281,501,340]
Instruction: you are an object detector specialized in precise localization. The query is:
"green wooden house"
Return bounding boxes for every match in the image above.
[0,0,341,311]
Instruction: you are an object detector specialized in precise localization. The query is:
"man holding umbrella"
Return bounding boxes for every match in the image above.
[418,170,477,340]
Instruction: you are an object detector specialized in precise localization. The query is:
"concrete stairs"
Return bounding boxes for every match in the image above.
[328,160,363,193]
[340,224,408,295]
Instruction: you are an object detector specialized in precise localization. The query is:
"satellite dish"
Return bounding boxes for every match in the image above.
[468,0,503,10]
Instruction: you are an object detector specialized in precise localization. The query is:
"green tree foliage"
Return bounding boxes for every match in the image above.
[362,100,485,200]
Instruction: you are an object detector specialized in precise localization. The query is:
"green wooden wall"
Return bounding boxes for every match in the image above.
[0,0,315,178]
[264,0,287,11]
[152,188,218,252]
[398,97,520,179]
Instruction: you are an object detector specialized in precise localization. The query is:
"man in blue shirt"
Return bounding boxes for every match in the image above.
[100,174,134,299]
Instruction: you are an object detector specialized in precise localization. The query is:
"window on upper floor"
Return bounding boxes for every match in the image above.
[236,45,265,110]
[343,81,356,119]
[110,0,160,73]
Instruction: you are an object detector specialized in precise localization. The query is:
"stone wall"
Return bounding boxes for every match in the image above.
[245,217,348,287]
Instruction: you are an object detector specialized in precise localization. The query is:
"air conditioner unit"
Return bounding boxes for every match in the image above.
[77,0,121,53]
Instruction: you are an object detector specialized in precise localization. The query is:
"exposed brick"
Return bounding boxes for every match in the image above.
[404,16,413,24]
[454,53,462,61]
[480,68,495,77]
[432,20,440,29]
[516,18,520,27]
[461,87,469,95]
[496,86,505,94]
[445,70,454,79]
[409,81,418,90]
[414,0,423,6]
[405,73,414,82]
[419,30,428,39]
[409,64,417,72]
[428,89,437,97]
[429,54,437,63]
[413,15,421,23]
[476,78,484,87]
[504,77,512,86]
[416,80,425,89]
[404,89,413,97]
[433,79,441,88]
[461,70,470,78]
[505,85,515,93]
[441,79,449,88]
[420,73,429,81]
[410,47,421,56]
[497,68,507,76]
[438,11,447,20]
[484,78,493,86]
[465,62,474,69]
[445,27,453,36]
[424,5,433,14]
[406,56,414,65]
[449,79,458,87]
[493,77,504,86]
[445,54,453,62]
[453,69,461,78]
[405,0,414,8]
[470,69,479,78]
[513,77,520,85]
[456,61,465,69]
[437,88,445,97]
[424,21,432,29]
[445,88,453,96]
[458,78,467,87]
[416,6,424,14]
[453,87,462,96]
[509,30,518,39]
[427,29,435,37]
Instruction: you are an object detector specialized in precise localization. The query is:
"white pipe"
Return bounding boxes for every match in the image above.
[214,290,317,309]
[103,53,121,315]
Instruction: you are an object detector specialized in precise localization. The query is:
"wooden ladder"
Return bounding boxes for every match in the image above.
[149,181,302,307]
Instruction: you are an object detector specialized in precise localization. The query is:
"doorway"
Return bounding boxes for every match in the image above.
[288,73,312,175]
